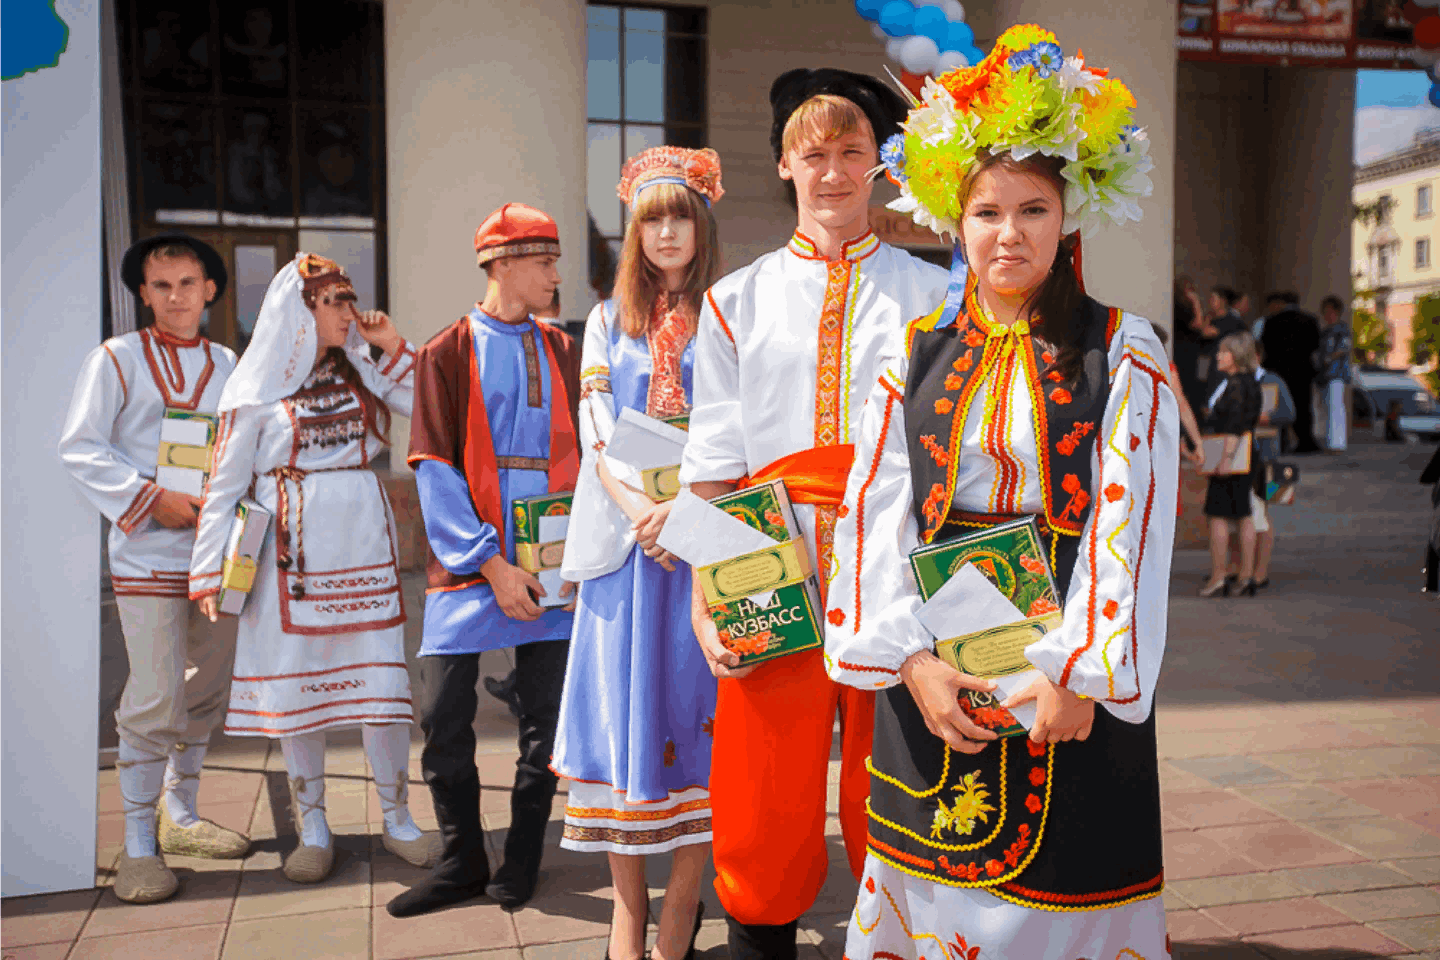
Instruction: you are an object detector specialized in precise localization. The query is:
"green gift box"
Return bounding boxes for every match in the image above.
[511,492,572,573]
[701,481,824,667]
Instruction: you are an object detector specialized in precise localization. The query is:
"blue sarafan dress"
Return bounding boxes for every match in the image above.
[552,297,717,854]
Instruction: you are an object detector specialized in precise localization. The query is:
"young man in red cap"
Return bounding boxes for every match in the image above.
[58,234,250,904]
[677,71,950,958]
[388,203,581,917]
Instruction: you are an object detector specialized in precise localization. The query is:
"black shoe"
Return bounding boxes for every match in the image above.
[1255,578,1270,589]
[726,913,798,960]
[483,674,522,719]
[1236,578,1257,597]
[386,779,490,917]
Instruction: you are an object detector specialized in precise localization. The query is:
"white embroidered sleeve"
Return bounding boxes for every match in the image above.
[1023,319,1180,723]
[57,343,160,535]
[578,303,619,453]
[188,405,265,598]
[679,290,745,485]
[825,352,933,689]
[361,340,418,418]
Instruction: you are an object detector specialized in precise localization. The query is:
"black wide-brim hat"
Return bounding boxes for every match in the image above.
[769,67,909,163]
[120,233,228,303]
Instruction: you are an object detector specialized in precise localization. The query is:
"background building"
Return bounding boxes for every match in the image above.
[1352,127,1440,369]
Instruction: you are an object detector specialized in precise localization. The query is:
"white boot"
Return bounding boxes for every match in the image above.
[364,723,438,868]
[158,742,250,859]
[280,733,333,883]
[114,742,177,903]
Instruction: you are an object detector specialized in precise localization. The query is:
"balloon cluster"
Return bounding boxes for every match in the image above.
[1403,0,1440,106]
[854,0,986,77]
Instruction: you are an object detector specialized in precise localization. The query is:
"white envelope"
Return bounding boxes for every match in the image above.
[657,489,784,606]
[914,563,1027,640]
[604,407,688,470]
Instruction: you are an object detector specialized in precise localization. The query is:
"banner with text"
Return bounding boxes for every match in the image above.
[1178,0,1423,69]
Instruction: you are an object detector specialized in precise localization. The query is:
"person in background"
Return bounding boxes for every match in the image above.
[1208,285,1245,338]
[190,253,432,885]
[58,234,247,904]
[1247,346,1296,589]
[1318,294,1352,452]
[552,145,725,960]
[1200,331,1264,597]
[1261,291,1321,453]
[1173,275,1212,418]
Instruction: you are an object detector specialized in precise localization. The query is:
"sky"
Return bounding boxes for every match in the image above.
[1354,69,1439,164]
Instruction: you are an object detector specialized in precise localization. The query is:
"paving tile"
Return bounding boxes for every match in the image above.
[1163,830,1264,880]
[521,942,606,960]
[1159,704,1291,734]
[0,888,101,948]
[1319,886,1440,922]
[1,944,71,960]
[1271,862,1422,895]
[371,900,516,960]
[1393,858,1440,884]
[1168,756,1294,787]
[1164,908,1237,938]
[82,867,238,938]
[508,892,612,944]
[1163,790,1281,828]
[802,910,850,960]
[1169,941,1271,960]
[1159,730,1262,760]
[1194,822,1364,870]
[196,771,267,807]
[230,834,371,920]
[1330,778,1440,820]
[1160,760,1221,792]
[71,922,226,960]
[1164,887,1195,911]
[1244,721,1394,753]
[1302,818,1440,861]
[1203,896,1355,934]
[413,951,522,960]
[1261,747,1440,783]
[1341,717,1440,746]
[1370,917,1440,953]
[1234,783,1382,821]
[1171,871,1308,908]
[1243,923,1411,956]
[222,906,370,960]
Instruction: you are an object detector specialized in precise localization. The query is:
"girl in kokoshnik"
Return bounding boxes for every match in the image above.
[551,146,723,960]
[824,25,1181,959]
[189,253,437,884]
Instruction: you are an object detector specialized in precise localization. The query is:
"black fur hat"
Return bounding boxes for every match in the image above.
[768,67,909,163]
[120,232,228,303]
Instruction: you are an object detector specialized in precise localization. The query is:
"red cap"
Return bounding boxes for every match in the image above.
[474,203,561,264]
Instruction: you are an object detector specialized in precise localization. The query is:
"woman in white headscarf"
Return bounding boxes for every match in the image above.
[189,253,435,883]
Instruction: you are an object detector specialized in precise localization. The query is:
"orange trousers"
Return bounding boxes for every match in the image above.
[709,647,875,926]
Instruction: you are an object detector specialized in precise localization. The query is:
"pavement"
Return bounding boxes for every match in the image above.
[4,439,1439,960]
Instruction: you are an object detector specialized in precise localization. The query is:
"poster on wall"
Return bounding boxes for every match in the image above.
[1178,0,1423,68]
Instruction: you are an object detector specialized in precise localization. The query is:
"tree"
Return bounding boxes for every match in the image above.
[1413,294,1440,392]
[1351,271,1392,366]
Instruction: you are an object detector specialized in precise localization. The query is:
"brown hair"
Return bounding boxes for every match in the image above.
[323,347,391,445]
[613,181,719,339]
[957,150,1087,383]
[142,244,208,281]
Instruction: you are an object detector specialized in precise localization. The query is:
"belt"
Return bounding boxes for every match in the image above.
[265,464,369,599]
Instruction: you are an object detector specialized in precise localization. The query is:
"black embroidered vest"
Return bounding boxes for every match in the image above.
[864,286,1164,911]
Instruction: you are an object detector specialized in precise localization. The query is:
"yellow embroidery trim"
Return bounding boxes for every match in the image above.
[1098,379,1135,697]
[983,882,1164,914]
[866,748,950,799]
[881,883,951,958]
[839,260,863,443]
[864,743,1008,852]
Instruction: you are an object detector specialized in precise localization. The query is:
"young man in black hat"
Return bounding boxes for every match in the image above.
[58,234,248,904]
[677,70,950,958]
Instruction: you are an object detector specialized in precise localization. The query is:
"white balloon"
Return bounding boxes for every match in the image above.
[942,0,967,21]
[913,0,946,7]
[872,23,890,42]
[899,34,941,74]
[886,37,908,62]
[934,49,972,72]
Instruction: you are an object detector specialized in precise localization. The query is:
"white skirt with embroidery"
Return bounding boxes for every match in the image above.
[847,854,1170,960]
[560,780,712,855]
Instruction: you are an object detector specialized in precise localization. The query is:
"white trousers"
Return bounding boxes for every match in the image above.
[1326,380,1348,451]
[115,595,238,757]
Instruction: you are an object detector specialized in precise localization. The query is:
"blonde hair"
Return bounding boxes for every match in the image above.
[781,94,875,157]
[613,181,719,339]
[1218,331,1259,375]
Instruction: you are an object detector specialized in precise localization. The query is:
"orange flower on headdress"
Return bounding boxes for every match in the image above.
[616,146,724,207]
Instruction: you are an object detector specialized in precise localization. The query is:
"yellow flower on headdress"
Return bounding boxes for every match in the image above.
[1077,77,1136,155]
[994,24,1057,51]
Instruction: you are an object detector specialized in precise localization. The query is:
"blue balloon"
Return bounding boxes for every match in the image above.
[961,44,986,65]
[878,0,916,38]
[946,20,975,52]
[855,0,886,22]
[913,6,949,46]
[1429,83,1440,108]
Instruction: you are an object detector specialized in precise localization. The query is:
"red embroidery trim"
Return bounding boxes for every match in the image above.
[852,391,897,633]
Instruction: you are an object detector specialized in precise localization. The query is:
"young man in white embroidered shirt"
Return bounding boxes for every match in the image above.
[58,234,248,904]
[677,69,949,959]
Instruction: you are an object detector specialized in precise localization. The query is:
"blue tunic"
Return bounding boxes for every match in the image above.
[551,310,717,804]
[415,309,574,656]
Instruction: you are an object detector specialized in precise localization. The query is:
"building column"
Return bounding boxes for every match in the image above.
[990,0,1178,332]
[1262,68,1356,315]
[384,0,587,462]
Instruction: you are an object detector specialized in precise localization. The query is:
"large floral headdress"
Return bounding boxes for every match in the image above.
[879,24,1153,242]
[616,146,724,208]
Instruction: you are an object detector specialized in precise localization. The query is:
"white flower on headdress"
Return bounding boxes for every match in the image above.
[889,186,959,241]
[1057,54,1102,97]
[908,78,962,147]
[1061,127,1154,237]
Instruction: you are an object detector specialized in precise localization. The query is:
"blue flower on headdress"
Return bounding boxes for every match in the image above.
[881,134,908,182]
[1009,42,1064,78]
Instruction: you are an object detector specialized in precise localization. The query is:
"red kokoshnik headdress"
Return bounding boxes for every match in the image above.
[616,146,724,208]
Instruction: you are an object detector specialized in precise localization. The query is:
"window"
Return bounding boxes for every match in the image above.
[1417,237,1431,270]
[1378,243,1393,280]
[586,3,707,297]
[120,0,386,351]
[1379,193,1394,224]
[1419,184,1433,218]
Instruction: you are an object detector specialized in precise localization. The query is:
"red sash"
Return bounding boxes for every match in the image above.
[737,444,855,505]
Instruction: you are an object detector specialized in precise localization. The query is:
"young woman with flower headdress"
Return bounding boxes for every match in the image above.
[189,254,435,885]
[824,26,1180,958]
[550,146,723,960]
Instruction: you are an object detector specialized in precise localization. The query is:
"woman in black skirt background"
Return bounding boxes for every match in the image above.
[1201,331,1263,597]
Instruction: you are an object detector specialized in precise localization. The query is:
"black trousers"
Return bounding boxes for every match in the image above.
[416,639,571,849]
[1281,372,1318,451]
